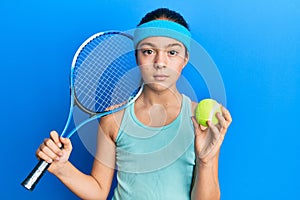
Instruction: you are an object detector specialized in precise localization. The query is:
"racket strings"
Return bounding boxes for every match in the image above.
[73,33,141,114]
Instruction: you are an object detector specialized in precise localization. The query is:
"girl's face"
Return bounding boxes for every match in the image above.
[136,36,189,92]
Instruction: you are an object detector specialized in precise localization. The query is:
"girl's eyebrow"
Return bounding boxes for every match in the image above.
[138,42,156,48]
[138,42,183,49]
[166,43,183,49]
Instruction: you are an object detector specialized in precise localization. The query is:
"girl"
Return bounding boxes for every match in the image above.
[36,8,232,200]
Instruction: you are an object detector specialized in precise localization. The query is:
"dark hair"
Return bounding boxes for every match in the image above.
[137,8,190,31]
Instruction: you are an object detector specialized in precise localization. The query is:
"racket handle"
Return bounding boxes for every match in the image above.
[21,160,50,191]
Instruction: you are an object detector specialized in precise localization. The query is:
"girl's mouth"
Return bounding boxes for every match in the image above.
[153,74,168,81]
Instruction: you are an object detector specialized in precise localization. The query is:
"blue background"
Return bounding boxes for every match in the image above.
[1,0,299,199]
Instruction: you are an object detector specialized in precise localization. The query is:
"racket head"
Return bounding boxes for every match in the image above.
[61,31,142,137]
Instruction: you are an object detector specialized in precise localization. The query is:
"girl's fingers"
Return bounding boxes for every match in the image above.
[35,131,73,166]
[191,117,199,129]
[191,117,206,134]
[216,112,227,130]
[43,137,63,156]
[221,106,232,124]
[60,137,72,151]
[50,131,62,148]
[207,121,221,139]
[36,144,58,163]
[36,150,53,163]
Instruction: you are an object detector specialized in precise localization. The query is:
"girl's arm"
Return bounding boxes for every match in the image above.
[36,114,117,200]
[52,159,114,200]
[191,151,220,199]
[190,105,232,199]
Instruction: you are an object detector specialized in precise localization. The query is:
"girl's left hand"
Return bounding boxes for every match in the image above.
[191,106,232,165]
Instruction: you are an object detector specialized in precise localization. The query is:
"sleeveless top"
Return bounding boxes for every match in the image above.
[112,94,195,200]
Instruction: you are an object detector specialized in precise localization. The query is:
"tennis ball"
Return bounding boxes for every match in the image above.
[195,99,222,127]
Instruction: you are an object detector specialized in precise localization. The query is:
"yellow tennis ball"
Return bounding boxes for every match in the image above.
[195,99,222,127]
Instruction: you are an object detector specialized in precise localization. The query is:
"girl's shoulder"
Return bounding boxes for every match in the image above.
[99,109,125,142]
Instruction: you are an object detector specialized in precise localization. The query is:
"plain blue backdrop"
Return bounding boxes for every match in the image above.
[1,0,299,199]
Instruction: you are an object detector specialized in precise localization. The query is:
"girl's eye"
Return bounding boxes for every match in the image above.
[169,50,178,56]
[142,49,154,55]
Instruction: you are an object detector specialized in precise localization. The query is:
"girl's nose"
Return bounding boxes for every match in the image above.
[154,51,167,69]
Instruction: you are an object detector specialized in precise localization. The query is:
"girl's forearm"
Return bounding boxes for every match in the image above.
[52,161,106,200]
[191,157,220,200]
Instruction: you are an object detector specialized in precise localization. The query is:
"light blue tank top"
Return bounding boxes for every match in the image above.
[112,94,195,200]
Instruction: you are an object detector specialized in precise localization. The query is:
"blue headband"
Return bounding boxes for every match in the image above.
[133,20,191,52]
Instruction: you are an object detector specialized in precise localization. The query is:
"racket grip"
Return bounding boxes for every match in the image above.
[21,160,51,191]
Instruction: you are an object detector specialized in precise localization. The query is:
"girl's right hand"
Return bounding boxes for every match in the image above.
[35,131,72,174]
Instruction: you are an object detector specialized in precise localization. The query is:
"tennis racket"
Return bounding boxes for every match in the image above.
[21,31,143,191]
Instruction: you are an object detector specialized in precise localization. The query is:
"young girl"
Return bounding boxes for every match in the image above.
[36,8,232,200]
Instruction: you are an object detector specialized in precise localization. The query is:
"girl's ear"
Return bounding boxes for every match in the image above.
[183,52,189,68]
[135,50,139,65]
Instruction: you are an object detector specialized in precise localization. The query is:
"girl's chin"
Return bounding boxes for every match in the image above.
[144,82,174,92]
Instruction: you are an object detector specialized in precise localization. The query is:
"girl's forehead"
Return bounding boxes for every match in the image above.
[138,37,184,48]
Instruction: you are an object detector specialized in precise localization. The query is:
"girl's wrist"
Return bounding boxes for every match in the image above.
[196,156,217,169]
[50,161,71,177]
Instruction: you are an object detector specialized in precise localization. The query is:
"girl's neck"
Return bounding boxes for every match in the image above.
[138,85,182,107]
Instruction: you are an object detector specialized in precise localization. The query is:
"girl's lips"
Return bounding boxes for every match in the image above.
[153,74,168,81]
